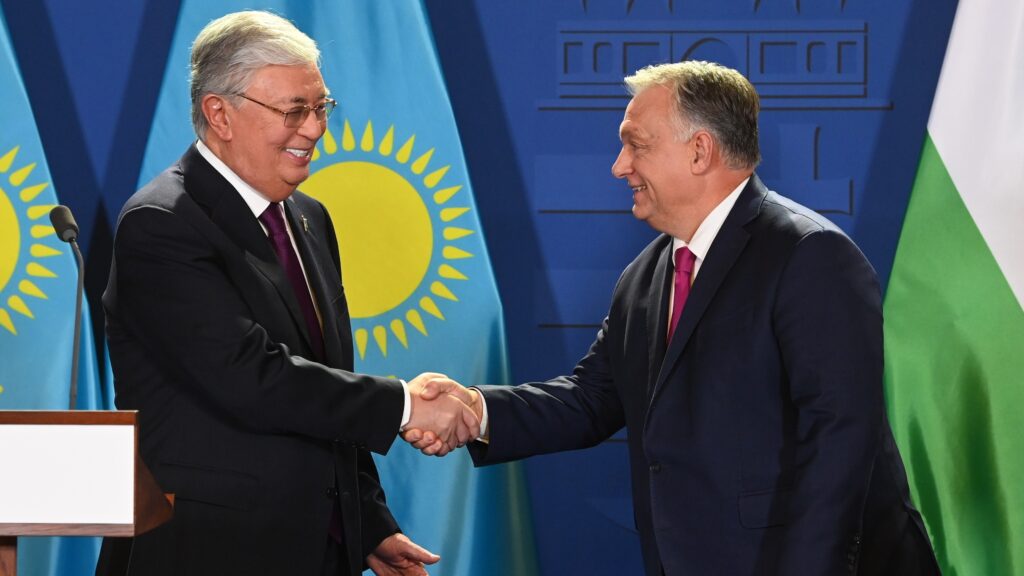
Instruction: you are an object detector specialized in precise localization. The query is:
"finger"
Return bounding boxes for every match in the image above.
[401,429,422,443]
[420,440,444,456]
[411,430,438,450]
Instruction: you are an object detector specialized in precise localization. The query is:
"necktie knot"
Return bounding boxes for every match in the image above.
[259,202,287,238]
[675,246,696,277]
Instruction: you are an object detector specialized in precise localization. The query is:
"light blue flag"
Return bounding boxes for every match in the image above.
[0,7,107,576]
[140,2,537,574]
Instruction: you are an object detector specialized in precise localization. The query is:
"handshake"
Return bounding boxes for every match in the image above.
[402,373,484,456]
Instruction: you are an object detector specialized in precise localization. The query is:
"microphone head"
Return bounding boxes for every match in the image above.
[49,205,80,243]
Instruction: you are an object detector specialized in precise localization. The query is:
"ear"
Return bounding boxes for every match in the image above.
[202,94,233,142]
[690,131,714,174]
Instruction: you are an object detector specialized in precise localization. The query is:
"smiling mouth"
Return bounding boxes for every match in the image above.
[286,148,311,158]
[631,184,647,193]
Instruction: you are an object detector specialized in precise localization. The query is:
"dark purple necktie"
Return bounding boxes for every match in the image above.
[667,247,696,344]
[258,203,325,362]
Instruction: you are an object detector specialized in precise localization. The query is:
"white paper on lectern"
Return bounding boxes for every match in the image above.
[0,424,134,524]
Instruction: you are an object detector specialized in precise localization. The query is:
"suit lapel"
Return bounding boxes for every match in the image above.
[181,145,313,354]
[646,240,673,397]
[647,175,768,407]
[283,198,347,368]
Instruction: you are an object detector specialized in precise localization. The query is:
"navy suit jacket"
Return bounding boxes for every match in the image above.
[471,175,938,575]
[100,145,405,576]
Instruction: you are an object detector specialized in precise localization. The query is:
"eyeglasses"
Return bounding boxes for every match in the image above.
[234,93,337,128]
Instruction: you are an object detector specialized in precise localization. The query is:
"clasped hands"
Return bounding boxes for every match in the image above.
[403,372,482,456]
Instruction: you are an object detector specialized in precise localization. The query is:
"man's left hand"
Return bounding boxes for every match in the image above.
[366,533,440,576]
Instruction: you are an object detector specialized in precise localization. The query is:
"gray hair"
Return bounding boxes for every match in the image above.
[190,11,320,138]
[625,61,761,169]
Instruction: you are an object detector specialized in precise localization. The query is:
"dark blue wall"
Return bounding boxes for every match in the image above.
[3,1,957,574]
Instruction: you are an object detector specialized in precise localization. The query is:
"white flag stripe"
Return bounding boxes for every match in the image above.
[929,0,1024,308]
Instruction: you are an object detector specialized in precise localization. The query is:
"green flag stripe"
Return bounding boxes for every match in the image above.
[885,134,1024,575]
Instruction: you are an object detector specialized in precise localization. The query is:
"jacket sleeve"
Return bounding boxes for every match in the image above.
[105,203,405,453]
[469,316,626,465]
[772,228,884,574]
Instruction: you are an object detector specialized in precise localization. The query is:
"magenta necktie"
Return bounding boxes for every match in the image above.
[259,203,325,361]
[667,247,696,344]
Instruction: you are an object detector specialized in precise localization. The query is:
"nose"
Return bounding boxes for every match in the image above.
[297,108,326,140]
[611,147,632,179]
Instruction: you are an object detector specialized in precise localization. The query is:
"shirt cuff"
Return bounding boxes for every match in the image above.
[399,379,411,431]
[470,387,490,443]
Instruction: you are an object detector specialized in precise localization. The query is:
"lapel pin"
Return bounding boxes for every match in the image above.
[301,214,309,232]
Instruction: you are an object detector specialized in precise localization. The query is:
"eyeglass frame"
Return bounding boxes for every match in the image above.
[232,93,337,127]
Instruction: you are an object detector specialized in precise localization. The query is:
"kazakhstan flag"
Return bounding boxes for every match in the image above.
[0,6,106,576]
[140,2,537,574]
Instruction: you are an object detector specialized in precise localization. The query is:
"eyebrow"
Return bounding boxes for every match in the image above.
[285,91,330,105]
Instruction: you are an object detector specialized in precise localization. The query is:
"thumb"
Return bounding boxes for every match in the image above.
[399,538,441,565]
[418,378,453,401]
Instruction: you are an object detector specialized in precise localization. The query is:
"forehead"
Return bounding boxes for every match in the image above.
[248,63,326,103]
[619,85,674,138]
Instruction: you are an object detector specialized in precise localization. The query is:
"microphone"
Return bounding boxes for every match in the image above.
[49,205,80,242]
[49,205,85,410]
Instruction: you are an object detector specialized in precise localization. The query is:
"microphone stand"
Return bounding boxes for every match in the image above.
[69,237,84,410]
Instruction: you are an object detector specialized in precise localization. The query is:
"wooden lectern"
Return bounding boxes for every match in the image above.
[0,411,173,576]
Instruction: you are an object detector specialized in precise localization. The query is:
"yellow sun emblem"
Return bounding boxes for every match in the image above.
[0,145,61,338]
[302,119,476,360]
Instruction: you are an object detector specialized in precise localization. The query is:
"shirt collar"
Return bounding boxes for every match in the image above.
[195,139,273,219]
[672,176,750,263]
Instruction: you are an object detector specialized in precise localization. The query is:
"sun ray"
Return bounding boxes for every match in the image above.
[440,207,470,222]
[20,183,48,203]
[406,309,427,335]
[431,281,458,302]
[423,165,450,188]
[18,280,46,299]
[443,227,474,240]
[438,264,467,280]
[433,185,461,205]
[341,121,356,151]
[379,126,395,157]
[9,163,36,186]
[27,205,55,220]
[391,319,408,348]
[396,135,415,164]
[443,246,473,260]
[26,263,57,278]
[7,295,32,318]
[30,244,61,258]
[410,149,434,175]
[30,225,54,238]
[323,126,338,155]
[419,296,444,320]
[355,328,369,359]
[373,325,388,356]
[0,309,15,334]
[360,121,375,152]
[0,146,18,172]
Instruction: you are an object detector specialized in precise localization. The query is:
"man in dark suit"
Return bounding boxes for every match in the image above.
[406,61,940,574]
[99,11,477,576]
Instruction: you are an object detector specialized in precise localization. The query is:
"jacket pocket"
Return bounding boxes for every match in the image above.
[737,489,791,528]
[159,461,259,510]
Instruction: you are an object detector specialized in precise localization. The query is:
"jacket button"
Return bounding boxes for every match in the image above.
[650,462,661,473]
[326,487,338,498]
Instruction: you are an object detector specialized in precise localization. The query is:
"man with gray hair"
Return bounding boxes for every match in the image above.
[406,61,940,575]
[100,11,476,576]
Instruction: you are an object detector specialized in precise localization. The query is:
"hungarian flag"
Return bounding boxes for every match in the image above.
[884,1,1024,574]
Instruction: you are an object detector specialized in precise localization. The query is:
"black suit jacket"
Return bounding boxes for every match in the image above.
[100,145,405,576]
[471,175,939,575]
